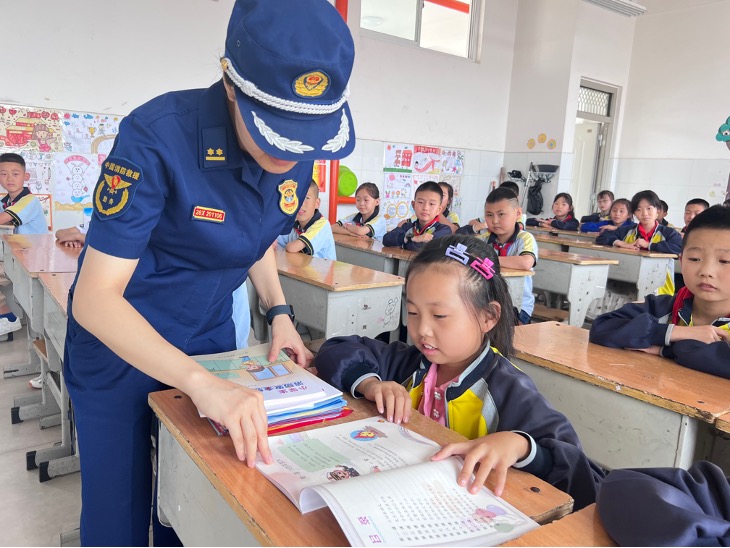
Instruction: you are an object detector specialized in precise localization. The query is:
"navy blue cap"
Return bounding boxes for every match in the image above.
[223,0,356,162]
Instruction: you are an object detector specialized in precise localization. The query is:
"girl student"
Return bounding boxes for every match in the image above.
[331,182,386,240]
[314,234,604,509]
[580,198,633,233]
[438,181,460,233]
[525,192,579,231]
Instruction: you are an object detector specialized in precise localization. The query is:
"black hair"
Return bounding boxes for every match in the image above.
[499,181,519,198]
[309,179,319,197]
[682,205,730,249]
[438,181,454,202]
[405,234,515,358]
[686,198,710,210]
[0,152,25,169]
[553,192,574,213]
[630,190,662,212]
[486,187,520,206]
[415,181,444,202]
[659,200,669,213]
[610,198,633,216]
[597,190,614,200]
[724,198,730,208]
[356,182,379,200]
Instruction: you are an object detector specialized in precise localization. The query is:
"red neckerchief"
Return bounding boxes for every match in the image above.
[1,187,31,209]
[414,217,438,236]
[672,286,694,324]
[637,221,659,242]
[487,223,520,257]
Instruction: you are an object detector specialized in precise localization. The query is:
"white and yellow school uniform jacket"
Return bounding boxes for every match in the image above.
[336,206,386,240]
[277,210,336,260]
[1,188,47,234]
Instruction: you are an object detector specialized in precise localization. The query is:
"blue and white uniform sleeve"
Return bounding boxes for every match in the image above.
[300,217,336,259]
[589,295,674,349]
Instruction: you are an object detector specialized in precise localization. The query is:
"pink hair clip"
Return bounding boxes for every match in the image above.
[445,243,495,280]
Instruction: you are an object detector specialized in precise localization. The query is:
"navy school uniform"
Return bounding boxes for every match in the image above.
[383,217,451,250]
[313,336,605,510]
[580,212,610,224]
[64,80,314,546]
[597,461,730,546]
[525,212,579,231]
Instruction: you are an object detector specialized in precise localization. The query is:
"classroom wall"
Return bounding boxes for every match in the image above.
[614,0,730,225]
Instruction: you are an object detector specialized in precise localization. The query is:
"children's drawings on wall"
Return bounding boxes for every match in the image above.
[20,150,53,195]
[717,116,730,200]
[36,194,53,231]
[383,143,414,172]
[440,148,464,175]
[62,112,120,154]
[412,145,441,175]
[526,132,558,152]
[383,172,413,230]
[0,106,64,152]
[52,153,100,209]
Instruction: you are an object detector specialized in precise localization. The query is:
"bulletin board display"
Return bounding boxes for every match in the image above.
[0,103,123,230]
[381,143,464,231]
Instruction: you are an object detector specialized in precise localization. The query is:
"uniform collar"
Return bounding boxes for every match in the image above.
[295,209,322,233]
[414,216,439,235]
[487,223,520,246]
[1,187,30,208]
[353,205,379,225]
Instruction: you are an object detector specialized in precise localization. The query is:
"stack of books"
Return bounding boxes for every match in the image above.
[192,343,349,435]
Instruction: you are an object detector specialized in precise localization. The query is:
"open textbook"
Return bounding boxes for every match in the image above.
[256,417,538,547]
[192,343,344,420]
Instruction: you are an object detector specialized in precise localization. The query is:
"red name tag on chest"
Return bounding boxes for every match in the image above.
[192,206,225,223]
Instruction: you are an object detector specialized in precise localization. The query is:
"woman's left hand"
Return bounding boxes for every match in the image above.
[430,431,529,497]
[267,315,313,367]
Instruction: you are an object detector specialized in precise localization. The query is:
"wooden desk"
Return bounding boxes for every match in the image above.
[151,389,573,546]
[532,249,617,327]
[333,233,399,275]
[533,234,676,298]
[272,248,404,339]
[526,226,598,241]
[501,504,615,547]
[2,235,79,382]
[717,413,730,435]
[514,322,730,470]
[29,272,80,481]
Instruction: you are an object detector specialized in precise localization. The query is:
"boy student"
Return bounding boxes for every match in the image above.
[463,181,521,236]
[383,181,451,250]
[580,189,614,223]
[0,153,46,347]
[658,199,670,226]
[590,205,730,378]
[477,186,538,324]
[277,179,336,260]
[682,198,710,233]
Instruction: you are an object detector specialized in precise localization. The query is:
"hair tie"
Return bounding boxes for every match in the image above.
[445,243,495,280]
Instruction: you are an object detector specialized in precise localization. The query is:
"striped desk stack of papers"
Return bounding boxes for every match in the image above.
[193,343,350,435]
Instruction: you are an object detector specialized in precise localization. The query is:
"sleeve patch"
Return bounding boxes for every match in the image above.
[93,158,143,221]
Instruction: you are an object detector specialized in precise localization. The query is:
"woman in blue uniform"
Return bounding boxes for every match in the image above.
[64,1,356,545]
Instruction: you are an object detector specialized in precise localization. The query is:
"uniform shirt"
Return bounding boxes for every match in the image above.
[68,80,314,355]
[383,217,451,250]
[336,206,386,240]
[442,208,460,225]
[579,219,632,233]
[526,212,579,231]
[580,212,610,224]
[278,209,336,259]
[477,224,538,317]
[1,188,48,234]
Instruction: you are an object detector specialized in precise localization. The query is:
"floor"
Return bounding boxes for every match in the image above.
[0,326,81,547]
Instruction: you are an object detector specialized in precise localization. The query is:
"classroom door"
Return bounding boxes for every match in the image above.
[570,120,602,219]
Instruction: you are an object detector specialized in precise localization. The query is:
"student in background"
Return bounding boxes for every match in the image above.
[277,180,336,260]
[580,198,633,233]
[526,192,579,231]
[682,198,709,233]
[499,180,520,199]
[590,205,730,378]
[464,181,521,235]
[658,199,670,226]
[597,461,730,547]
[332,182,386,240]
[0,153,47,349]
[478,187,538,325]
[55,224,88,248]
[384,181,450,250]
[437,181,460,233]
[580,189,614,223]
[314,235,604,509]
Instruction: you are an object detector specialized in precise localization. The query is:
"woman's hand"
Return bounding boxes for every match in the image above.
[187,373,273,467]
[430,432,529,496]
[357,378,411,424]
[267,315,313,367]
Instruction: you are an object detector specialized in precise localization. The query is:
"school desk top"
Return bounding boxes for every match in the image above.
[333,233,395,257]
[149,390,574,547]
[526,226,599,239]
[273,246,403,291]
[38,272,75,317]
[501,503,616,547]
[2,234,81,275]
[533,234,677,258]
[538,248,618,266]
[514,322,730,423]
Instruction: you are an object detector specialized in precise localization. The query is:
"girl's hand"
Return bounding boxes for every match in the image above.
[431,432,529,497]
[188,376,272,467]
[599,224,618,232]
[614,240,639,249]
[635,238,650,249]
[538,219,552,228]
[473,221,488,232]
[267,315,313,367]
[630,345,662,355]
[357,378,411,424]
[671,325,730,344]
[412,233,434,243]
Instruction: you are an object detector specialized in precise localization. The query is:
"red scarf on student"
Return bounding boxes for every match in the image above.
[414,217,438,236]
[672,286,694,324]
[637,221,659,243]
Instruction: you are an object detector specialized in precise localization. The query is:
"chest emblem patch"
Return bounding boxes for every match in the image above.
[278,180,299,216]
